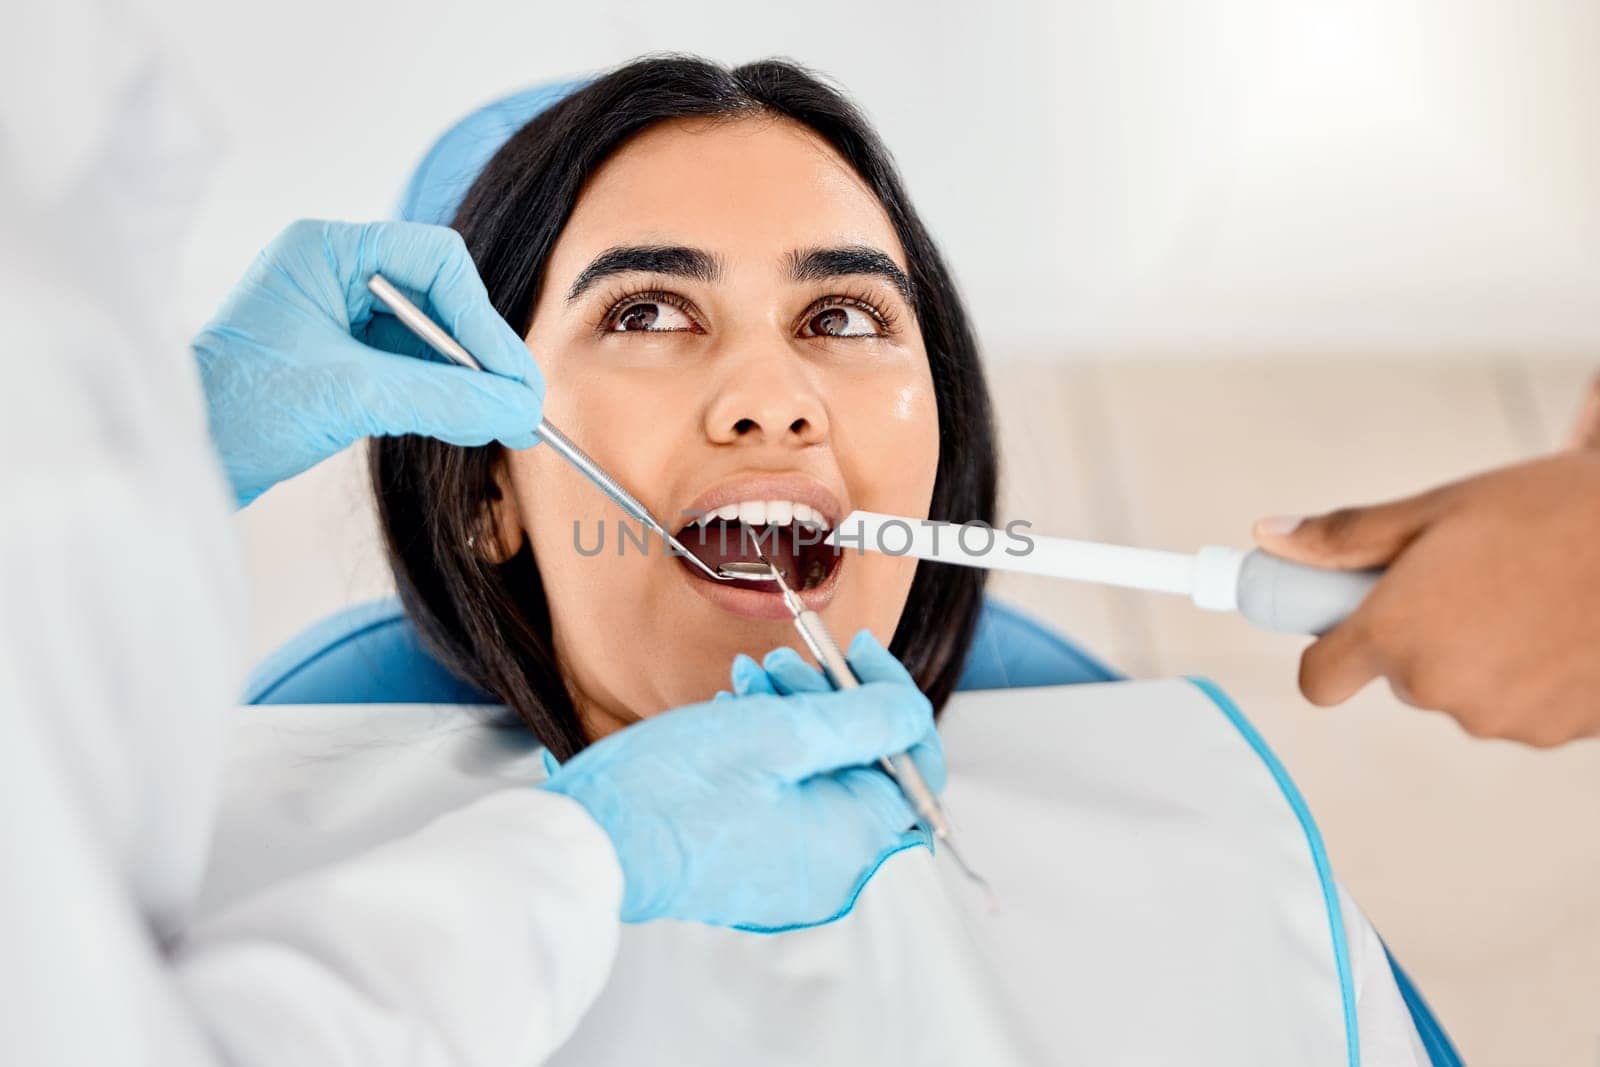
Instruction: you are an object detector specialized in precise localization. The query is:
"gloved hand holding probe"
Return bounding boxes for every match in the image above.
[543,637,944,932]
[193,219,544,506]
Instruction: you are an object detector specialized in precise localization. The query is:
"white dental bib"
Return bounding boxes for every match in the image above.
[201,681,1424,1066]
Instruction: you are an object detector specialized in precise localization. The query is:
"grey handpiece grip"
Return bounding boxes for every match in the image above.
[1235,549,1383,636]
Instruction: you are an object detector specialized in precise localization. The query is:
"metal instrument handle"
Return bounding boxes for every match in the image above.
[791,608,950,838]
[368,275,664,533]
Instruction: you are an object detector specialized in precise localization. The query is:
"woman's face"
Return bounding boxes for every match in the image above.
[488,115,940,737]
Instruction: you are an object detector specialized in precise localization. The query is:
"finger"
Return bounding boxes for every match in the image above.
[344,340,542,450]
[844,630,916,687]
[1298,616,1384,706]
[761,646,831,695]
[360,310,451,365]
[1567,373,1600,451]
[774,636,941,786]
[900,727,947,795]
[729,654,776,697]
[356,221,542,385]
[827,765,922,838]
[772,686,935,781]
[1253,488,1449,570]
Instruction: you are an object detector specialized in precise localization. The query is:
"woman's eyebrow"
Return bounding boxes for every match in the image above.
[788,246,914,303]
[565,245,722,302]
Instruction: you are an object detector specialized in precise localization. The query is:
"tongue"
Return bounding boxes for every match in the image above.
[678,521,828,588]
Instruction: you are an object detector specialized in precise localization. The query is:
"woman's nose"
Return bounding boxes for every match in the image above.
[703,357,829,448]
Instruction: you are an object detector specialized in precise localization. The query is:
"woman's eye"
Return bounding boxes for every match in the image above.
[801,304,882,338]
[609,300,696,332]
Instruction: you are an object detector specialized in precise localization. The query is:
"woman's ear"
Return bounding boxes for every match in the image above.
[472,455,527,565]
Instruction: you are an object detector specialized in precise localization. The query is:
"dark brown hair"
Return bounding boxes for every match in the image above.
[370,55,996,760]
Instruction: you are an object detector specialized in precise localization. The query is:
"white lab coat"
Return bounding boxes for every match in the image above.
[0,6,623,1065]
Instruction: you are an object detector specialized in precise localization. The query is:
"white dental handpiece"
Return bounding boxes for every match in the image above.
[826,512,1381,636]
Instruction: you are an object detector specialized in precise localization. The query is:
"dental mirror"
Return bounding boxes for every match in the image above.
[717,562,782,582]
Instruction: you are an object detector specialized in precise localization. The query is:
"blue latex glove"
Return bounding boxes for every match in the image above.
[541,632,944,932]
[193,220,543,507]
[729,629,947,802]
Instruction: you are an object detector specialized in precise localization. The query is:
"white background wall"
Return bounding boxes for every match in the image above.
[147,0,1600,359]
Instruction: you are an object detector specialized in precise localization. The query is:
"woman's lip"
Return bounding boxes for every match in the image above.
[675,551,842,620]
[676,474,845,531]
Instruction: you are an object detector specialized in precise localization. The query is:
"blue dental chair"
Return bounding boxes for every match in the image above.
[245,78,1461,1066]
[245,595,1117,706]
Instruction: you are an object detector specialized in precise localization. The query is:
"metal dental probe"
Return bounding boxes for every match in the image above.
[721,556,998,905]
[367,275,772,585]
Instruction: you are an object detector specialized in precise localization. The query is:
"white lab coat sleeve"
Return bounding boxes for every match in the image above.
[2,671,622,1067]
[0,444,624,1067]
[173,789,624,1067]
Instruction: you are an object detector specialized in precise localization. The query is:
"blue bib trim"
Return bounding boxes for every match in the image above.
[1382,941,1463,1066]
[1186,676,1360,1067]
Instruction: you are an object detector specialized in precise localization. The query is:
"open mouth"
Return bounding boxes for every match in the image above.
[675,499,842,592]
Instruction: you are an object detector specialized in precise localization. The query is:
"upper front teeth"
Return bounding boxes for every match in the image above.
[792,504,827,528]
[699,500,830,529]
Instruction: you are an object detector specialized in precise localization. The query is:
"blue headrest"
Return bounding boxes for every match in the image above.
[396,78,589,225]
[246,596,1116,705]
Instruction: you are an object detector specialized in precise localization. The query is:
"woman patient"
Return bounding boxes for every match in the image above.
[372,57,991,758]
[369,56,1431,1065]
